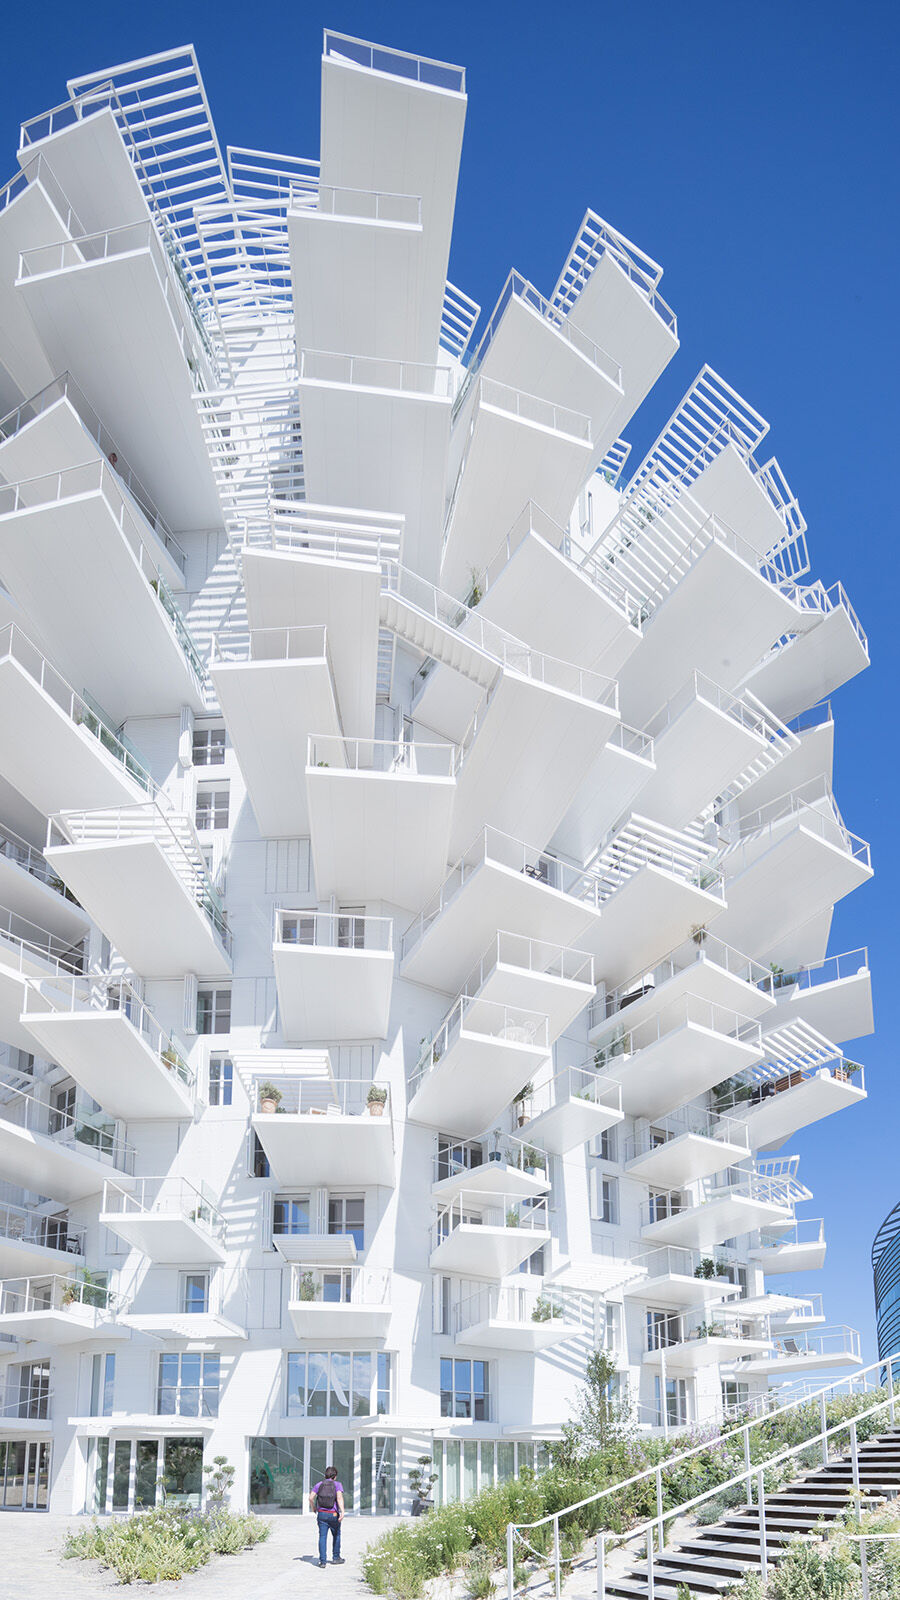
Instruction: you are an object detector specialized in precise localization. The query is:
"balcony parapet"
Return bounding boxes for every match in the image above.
[0,1271,126,1317]
[590,932,775,1034]
[592,995,763,1073]
[308,732,460,779]
[0,902,86,977]
[289,1262,390,1307]
[0,151,85,236]
[0,820,81,908]
[551,210,677,333]
[275,907,393,954]
[409,994,549,1104]
[0,1077,135,1174]
[23,973,194,1093]
[101,1175,224,1247]
[300,348,454,399]
[289,179,422,226]
[0,1198,83,1259]
[460,269,623,396]
[323,30,466,93]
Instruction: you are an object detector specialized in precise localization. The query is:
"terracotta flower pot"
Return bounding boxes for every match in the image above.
[260,1097,277,1114]
[368,1102,385,1117]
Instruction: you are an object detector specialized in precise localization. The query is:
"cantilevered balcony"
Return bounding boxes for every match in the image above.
[0,905,86,1053]
[0,1272,128,1343]
[550,211,679,438]
[516,1064,623,1156]
[400,828,608,993]
[740,1326,862,1375]
[551,721,657,862]
[624,1109,751,1188]
[623,1245,739,1308]
[0,156,79,400]
[16,220,221,528]
[0,1198,84,1278]
[712,782,873,962]
[306,735,459,909]
[750,1217,827,1275]
[22,976,194,1121]
[407,996,550,1139]
[735,699,835,819]
[643,1306,772,1371]
[211,625,343,836]
[461,932,596,1043]
[274,909,394,1043]
[635,673,798,830]
[590,996,764,1120]
[249,1068,394,1188]
[288,1263,391,1341]
[0,820,89,946]
[762,1291,825,1330]
[441,376,594,598]
[431,1133,551,1203]
[320,31,466,359]
[45,802,232,979]
[288,183,432,362]
[240,507,403,741]
[640,1165,804,1251]
[298,350,453,583]
[0,1077,134,1201]
[740,580,869,724]
[452,1283,589,1352]
[430,1190,551,1276]
[0,461,205,721]
[0,624,154,814]
[765,948,873,1043]
[589,932,777,1041]
[100,1177,226,1264]
[713,1028,866,1153]
[471,502,643,680]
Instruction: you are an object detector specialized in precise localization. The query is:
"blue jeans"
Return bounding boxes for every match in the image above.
[317,1510,341,1561]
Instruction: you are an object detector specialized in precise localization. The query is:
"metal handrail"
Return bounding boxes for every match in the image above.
[0,820,80,904]
[324,29,465,92]
[307,733,461,778]
[461,268,623,392]
[249,1075,391,1118]
[624,1106,751,1166]
[432,1190,550,1252]
[210,623,329,666]
[410,995,550,1101]
[0,1077,135,1173]
[101,1176,223,1240]
[461,930,595,999]
[0,901,86,976]
[0,1272,125,1315]
[274,908,393,953]
[518,1063,623,1124]
[289,1263,390,1304]
[23,973,194,1090]
[451,1282,587,1337]
[300,347,454,397]
[591,931,775,1032]
[591,994,763,1072]
[0,1199,83,1258]
[289,178,422,225]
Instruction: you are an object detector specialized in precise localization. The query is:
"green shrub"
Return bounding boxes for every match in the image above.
[464,1546,496,1597]
[63,1503,269,1584]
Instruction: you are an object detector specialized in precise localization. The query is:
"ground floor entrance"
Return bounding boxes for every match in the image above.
[250,1435,396,1513]
[87,1435,204,1513]
[0,1441,51,1509]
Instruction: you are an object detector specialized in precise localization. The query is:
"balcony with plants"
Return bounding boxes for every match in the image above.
[0,1196,84,1278]
[0,1270,127,1342]
[288,1263,391,1340]
[589,994,764,1120]
[515,1063,624,1155]
[451,1282,589,1352]
[100,1177,226,1265]
[249,1068,394,1189]
[642,1304,773,1371]
[0,1075,134,1202]
[407,994,550,1139]
[431,1131,551,1203]
[429,1190,551,1277]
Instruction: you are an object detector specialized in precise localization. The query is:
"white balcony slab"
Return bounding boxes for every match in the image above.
[98,1207,226,1265]
[298,364,451,586]
[642,1192,794,1251]
[0,1304,129,1344]
[242,546,380,742]
[16,105,149,240]
[741,605,869,725]
[0,173,63,402]
[551,733,656,865]
[750,1235,827,1275]
[441,390,593,599]
[21,1009,193,1122]
[211,653,342,840]
[119,1312,247,1341]
[0,935,76,1054]
[0,851,89,948]
[17,241,220,531]
[0,1233,85,1280]
[617,539,803,727]
[690,443,793,558]
[409,1025,549,1139]
[306,761,456,911]
[289,198,429,363]
[644,1333,772,1372]
[320,39,466,357]
[561,249,678,439]
[518,1089,624,1157]
[769,965,873,1043]
[0,479,203,723]
[740,1345,862,1375]
[44,837,231,981]
[455,1315,581,1352]
[429,1220,551,1278]
[591,948,775,1041]
[624,1272,735,1308]
[736,1068,866,1154]
[448,674,620,861]
[636,689,771,831]
[737,719,835,821]
[0,1113,124,1202]
[471,959,595,1043]
[0,650,150,815]
[251,1109,394,1188]
[594,1015,763,1120]
[400,855,602,995]
[626,1131,751,1188]
[274,941,394,1043]
[713,820,872,963]
[431,1161,549,1204]
[287,1297,391,1342]
[580,868,726,991]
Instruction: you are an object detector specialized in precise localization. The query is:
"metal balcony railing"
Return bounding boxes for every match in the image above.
[0,1078,135,1174]
[0,372,185,572]
[0,624,154,795]
[551,209,677,333]
[0,151,86,235]
[274,908,393,954]
[307,733,461,779]
[646,1305,764,1354]
[755,1217,825,1253]
[478,500,645,630]
[300,348,454,398]
[432,1190,550,1252]
[461,930,595,1000]
[461,269,622,393]
[101,1176,223,1244]
[518,1064,622,1125]
[0,1200,83,1259]
[769,1292,824,1325]
[431,1132,550,1187]
[766,946,869,996]
[441,281,480,360]
[0,902,87,977]
[250,1074,391,1120]
[0,1273,126,1317]
[23,974,193,1092]
[410,995,549,1101]
[591,995,762,1074]
[589,814,725,904]
[323,29,466,92]
[728,777,870,868]
[288,178,422,225]
[0,821,80,906]
[640,1168,806,1231]
[211,623,331,669]
[713,1056,864,1118]
[757,1326,861,1364]
[591,932,774,1033]
[451,1283,589,1337]
[624,1108,751,1167]
[244,504,403,566]
[289,1263,390,1306]
[628,1242,741,1284]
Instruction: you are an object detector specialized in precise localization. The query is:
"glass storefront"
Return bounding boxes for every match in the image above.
[249,1435,396,1514]
[0,1441,51,1510]
[432,1439,551,1505]
[87,1437,204,1513]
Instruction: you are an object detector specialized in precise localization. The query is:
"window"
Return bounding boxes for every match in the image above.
[286,1350,389,1418]
[593,1172,618,1225]
[197,987,231,1035]
[603,1303,623,1353]
[180,1273,210,1314]
[193,727,226,766]
[436,1137,483,1182]
[655,1375,689,1428]
[208,1055,233,1107]
[337,908,366,948]
[722,1379,749,1412]
[89,1353,115,1417]
[158,1352,220,1417]
[273,1196,310,1236]
[280,914,316,945]
[518,1246,545,1276]
[50,1082,76,1133]
[195,785,229,831]
[440,1358,489,1420]
[328,1196,364,1252]
[9,1361,50,1420]
[593,1126,617,1163]
[646,1308,681,1351]
[251,1133,270,1179]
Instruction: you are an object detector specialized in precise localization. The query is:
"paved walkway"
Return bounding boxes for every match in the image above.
[0,1512,403,1600]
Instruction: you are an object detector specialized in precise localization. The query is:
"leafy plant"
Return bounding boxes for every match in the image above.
[203,1454,235,1512]
[297,1271,319,1302]
[63,1499,269,1582]
[531,1295,563,1322]
[367,1084,388,1105]
[257,1081,282,1107]
[464,1546,495,1596]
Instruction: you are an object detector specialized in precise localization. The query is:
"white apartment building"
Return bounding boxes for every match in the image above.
[0,36,874,1518]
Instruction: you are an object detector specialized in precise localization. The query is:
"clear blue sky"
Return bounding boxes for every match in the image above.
[3,0,898,1359]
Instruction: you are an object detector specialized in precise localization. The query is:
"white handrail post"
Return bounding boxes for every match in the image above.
[553,1515,561,1600]
[743,1423,752,1499]
[660,1345,668,1439]
[655,1463,664,1551]
[850,1418,860,1514]
[860,1536,870,1600]
[596,1533,606,1600]
[506,1521,515,1600]
[757,1469,768,1583]
[646,1530,655,1599]
[820,1391,829,1466]
[890,1356,896,1427]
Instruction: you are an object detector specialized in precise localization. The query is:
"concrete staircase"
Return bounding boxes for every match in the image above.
[601,1427,900,1597]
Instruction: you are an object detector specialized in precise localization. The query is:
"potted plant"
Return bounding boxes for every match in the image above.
[366,1085,388,1117]
[409,1456,438,1516]
[521,1145,544,1178]
[297,1271,319,1303]
[505,1207,520,1229]
[691,924,708,947]
[694,1258,717,1280]
[513,1084,533,1127]
[531,1296,562,1323]
[258,1082,282,1114]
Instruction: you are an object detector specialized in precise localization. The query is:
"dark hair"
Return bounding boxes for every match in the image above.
[325,1466,338,1479]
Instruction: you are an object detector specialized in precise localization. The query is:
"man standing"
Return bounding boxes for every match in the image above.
[309,1464,345,1567]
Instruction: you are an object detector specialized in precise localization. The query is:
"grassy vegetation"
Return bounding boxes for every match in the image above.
[64,1504,271,1583]
[724,1496,900,1597]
